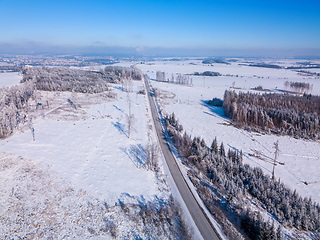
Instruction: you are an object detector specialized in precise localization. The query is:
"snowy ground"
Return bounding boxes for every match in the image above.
[0,79,186,238]
[132,59,320,204]
[0,71,22,87]
[0,151,179,239]
[0,82,162,204]
[1,59,319,238]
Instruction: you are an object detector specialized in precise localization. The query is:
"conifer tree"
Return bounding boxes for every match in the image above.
[219,142,225,157]
[276,225,282,240]
[211,137,218,154]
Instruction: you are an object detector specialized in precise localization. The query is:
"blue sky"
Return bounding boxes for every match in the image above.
[0,0,319,56]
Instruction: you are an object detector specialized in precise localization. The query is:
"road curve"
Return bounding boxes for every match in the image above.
[144,76,222,240]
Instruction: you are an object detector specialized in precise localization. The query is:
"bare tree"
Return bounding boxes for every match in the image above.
[145,143,159,171]
[127,92,135,138]
[272,141,279,180]
[156,71,165,82]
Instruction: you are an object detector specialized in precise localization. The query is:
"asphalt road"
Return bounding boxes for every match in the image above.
[144,77,222,240]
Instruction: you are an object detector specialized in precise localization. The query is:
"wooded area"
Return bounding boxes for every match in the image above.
[0,66,143,138]
[22,66,142,93]
[156,71,192,86]
[164,112,320,239]
[0,82,34,138]
[223,90,320,140]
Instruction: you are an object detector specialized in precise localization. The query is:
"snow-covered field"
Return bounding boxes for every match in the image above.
[133,59,320,204]
[0,71,22,87]
[0,82,162,203]
[1,58,319,238]
[0,80,184,238]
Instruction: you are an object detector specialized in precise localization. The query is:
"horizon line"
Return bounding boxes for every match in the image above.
[1,42,320,58]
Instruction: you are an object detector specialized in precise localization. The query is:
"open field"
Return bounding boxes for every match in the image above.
[1,58,320,238]
[0,78,192,238]
[0,83,161,203]
[0,72,22,87]
[131,59,320,204]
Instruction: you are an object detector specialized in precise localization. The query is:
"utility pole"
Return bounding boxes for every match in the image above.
[272,141,279,180]
[127,92,131,138]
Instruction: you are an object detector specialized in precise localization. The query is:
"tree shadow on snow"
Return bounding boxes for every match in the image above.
[201,100,229,121]
[112,121,128,138]
[120,144,147,169]
[113,85,125,92]
[113,104,125,114]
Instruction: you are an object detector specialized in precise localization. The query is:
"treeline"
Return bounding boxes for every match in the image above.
[0,65,23,72]
[223,90,320,139]
[22,67,114,93]
[156,71,192,86]
[0,82,35,138]
[296,70,320,77]
[286,64,320,69]
[284,81,313,94]
[249,63,282,69]
[164,113,320,239]
[193,71,221,77]
[22,66,142,93]
[104,66,143,81]
[202,58,230,65]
